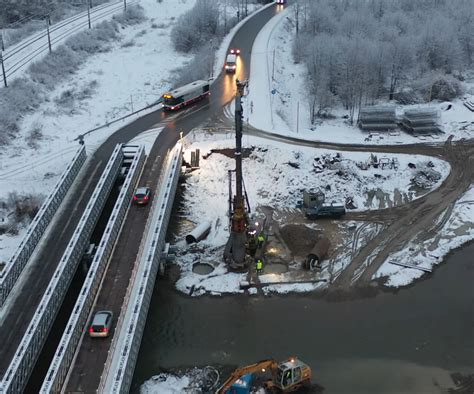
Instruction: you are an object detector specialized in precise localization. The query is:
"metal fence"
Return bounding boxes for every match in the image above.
[40,145,145,393]
[0,146,87,308]
[100,143,183,393]
[0,145,123,394]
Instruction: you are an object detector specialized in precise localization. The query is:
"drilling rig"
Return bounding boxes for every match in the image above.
[224,79,249,269]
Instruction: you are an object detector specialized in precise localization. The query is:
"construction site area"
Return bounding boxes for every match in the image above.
[163,82,473,298]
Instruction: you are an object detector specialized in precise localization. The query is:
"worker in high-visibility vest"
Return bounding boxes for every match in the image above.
[256,259,264,274]
[257,233,265,248]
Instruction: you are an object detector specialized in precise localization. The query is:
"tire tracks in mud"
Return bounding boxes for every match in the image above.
[243,126,474,290]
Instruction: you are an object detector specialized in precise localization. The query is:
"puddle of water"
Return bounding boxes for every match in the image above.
[265,263,288,274]
[192,263,214,275]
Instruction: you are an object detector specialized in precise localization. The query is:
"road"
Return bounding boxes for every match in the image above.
[64,4,283,392]
[2,0,472,391]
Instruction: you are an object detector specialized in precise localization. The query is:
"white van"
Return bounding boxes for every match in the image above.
[225,54,237,73]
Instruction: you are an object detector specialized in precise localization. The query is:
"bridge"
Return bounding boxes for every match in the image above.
[0,4,280,393]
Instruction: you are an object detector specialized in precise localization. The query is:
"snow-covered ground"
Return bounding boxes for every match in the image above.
[1,1,472,295]
[172,4,474,297]
[245,7,474,145]
[1,2,470,393]
[0,0,272,265]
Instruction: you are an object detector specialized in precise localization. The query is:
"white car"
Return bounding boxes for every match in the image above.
[225,54,237,73]
[89,311,113,338]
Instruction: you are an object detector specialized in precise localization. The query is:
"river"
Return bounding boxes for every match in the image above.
[132,239,474,393]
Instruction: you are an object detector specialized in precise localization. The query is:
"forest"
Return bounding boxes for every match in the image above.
[291,0,474,123]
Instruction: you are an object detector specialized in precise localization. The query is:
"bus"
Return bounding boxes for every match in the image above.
[162,80,210,111]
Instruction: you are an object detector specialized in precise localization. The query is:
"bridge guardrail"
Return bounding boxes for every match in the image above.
[100,143,183,394]
[0,144,123,394]
[0,146,87,308]
[39,145,145,393]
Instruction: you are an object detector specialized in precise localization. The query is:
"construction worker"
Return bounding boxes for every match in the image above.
[257,233,265,248]
[256,259,264,274]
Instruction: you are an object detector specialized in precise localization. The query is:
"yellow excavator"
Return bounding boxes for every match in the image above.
[216,357,312,393]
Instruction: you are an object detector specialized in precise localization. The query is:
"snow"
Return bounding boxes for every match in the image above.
[2,3,470,393]
[245,6,474,144]
[140,373,191,394]
[1,0,473,297]
[0,0,198,262]
[172,2,473,297]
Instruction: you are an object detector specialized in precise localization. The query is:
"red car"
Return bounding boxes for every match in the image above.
[133,187,151,205]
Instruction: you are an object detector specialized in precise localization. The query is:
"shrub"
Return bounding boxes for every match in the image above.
[29,45,82,88]
[66,20,119,54]
[113,5,146,26]
[25,122,43,149]
[173,43,213,86]
[413,73,465,102]
[0,78,44,142]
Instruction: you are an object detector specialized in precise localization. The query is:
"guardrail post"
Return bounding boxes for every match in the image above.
[0,50,7,87]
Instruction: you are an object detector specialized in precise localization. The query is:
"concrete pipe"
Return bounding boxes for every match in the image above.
[304,236,330,270]
[186,221,211,243]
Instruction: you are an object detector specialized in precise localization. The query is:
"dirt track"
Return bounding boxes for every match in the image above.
[244,126,474,290]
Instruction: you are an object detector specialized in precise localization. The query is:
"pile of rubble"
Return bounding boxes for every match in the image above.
[313,153,342,173]
[356,154,399,170]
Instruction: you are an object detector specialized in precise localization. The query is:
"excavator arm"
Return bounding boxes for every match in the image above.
[216,359,278,394]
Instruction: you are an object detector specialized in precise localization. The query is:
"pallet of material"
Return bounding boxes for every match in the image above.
[463,100,474,112]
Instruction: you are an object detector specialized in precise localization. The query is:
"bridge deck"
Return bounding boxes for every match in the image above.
[0,158,105,379]
[65,135,170,392]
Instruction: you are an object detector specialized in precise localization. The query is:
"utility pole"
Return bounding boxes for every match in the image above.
[224,79,249,269]
[46,17,52,53]
[0,51,7,87]
[209,38,214,78]
[87,0,92,29]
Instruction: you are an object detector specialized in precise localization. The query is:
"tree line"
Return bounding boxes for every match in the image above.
[291,0,473,124]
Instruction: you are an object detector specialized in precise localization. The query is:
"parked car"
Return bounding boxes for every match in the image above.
[133,187,151,205]
[89,311,113,338]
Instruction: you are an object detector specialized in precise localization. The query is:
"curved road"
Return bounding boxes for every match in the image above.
[2,1,472,391]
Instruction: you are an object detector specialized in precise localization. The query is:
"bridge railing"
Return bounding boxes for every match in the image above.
[0,146,87,308]
[39,145,145,394]
[0,145,123,394]
[100,142,183,394]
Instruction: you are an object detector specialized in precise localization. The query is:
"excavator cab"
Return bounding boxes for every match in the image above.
[273,358,311,391]
[217,357,311,394]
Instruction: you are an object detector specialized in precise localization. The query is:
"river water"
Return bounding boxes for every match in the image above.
[132,241,474,393]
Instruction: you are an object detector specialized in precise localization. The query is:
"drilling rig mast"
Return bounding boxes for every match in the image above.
[224,79,249,269]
